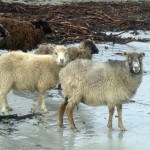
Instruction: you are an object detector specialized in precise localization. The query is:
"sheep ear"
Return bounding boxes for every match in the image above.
[30,19,40,28]
[87,38,92,41]
[31,19,46,28]
[140,52,145,57]
[123,52,130,56]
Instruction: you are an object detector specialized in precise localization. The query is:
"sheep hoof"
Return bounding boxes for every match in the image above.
[2,111,8,116]
[43,109,48,114]
[72,128,79,133]
[31,108,36,114]
[7,107,13,111]
[108,127,113,131]
[120,127,126,132]
[59,124,66,128]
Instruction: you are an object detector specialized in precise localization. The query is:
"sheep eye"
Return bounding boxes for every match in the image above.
[139,56,142,62]
[54,52,58,56]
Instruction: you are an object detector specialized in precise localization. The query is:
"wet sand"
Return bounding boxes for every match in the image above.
[0,31,150,150]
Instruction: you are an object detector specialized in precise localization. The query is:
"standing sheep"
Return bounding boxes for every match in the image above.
[67,39,99,61]
[0,17,52,52]
[35,43,56,55]
[0,45,69,115]
[0,24,9,41]
[58,52,145,132]
[35,39,99,60]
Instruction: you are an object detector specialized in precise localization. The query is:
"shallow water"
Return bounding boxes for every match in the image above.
[0,31,150,150]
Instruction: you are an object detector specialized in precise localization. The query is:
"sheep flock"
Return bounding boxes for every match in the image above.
[0,16,145,133]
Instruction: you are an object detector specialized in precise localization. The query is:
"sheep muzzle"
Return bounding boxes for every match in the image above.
[131,61,141,73]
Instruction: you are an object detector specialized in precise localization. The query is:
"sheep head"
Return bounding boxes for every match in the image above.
[31,19,52,35]
[82,39,99,54]
[52,45,69,66]
[123,52,145,74]
[0,24,9,41]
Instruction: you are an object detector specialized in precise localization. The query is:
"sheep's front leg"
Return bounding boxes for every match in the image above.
[107,107,115,129]
[116,104,126,131]
[58,97,68,128]
[66,103,78,132]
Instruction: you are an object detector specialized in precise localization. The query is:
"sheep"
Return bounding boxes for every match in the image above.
[0,45,69,115]
[35,39,99,89]
[35,43,56,55]
[0,24,9,41]
[0,17,52,52]
[58,52,145,132]
[67,39,99,61]
[35,39,99,60]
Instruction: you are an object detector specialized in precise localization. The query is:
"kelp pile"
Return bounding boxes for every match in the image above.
[0,1,150,44]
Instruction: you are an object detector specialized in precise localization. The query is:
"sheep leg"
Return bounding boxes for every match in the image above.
[5,100,13,111]
[107,107,115,129]
[31,98,40,113]
[31,94,47,113]
[40,94,48,113]
[116,104,126,131]
[66,103,78,132]
[58,97,68,128]
[0,96,8,115]
[0,85,12,115]
[0,94,9,115]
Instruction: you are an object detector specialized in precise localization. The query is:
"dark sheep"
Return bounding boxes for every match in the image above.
[0,17,52,52]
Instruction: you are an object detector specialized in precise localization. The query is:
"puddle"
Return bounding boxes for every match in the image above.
[0,31,150,150]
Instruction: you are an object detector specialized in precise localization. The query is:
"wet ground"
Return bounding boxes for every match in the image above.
[0,31,150,150]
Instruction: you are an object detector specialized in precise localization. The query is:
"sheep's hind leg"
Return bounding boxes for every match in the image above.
[116,104,126,131]
[31,98,40,113]
[0,84,12,115]
[58,97,68,128]
[31,94,47,113]
[66,102,78,132]
[5,100,13,111]
[107,107,115,129]
[40,94,48,113]
[0,94,9,115]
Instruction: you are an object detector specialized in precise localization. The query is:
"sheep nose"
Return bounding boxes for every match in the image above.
[60,59,64,63]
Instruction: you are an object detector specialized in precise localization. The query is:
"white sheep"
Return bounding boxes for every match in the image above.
[58,52,145,132]
[35,39,99,60]
[0,45,69,115]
